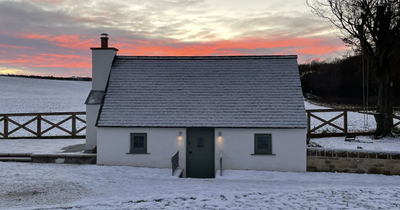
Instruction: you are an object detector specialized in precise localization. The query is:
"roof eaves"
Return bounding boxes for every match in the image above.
[96,125,307,129]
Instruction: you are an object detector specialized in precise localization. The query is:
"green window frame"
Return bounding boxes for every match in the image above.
[254,134,272,154]
[130,133,147,154]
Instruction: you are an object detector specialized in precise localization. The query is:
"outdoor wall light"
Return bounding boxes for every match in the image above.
[218,131,222,136]
[177,131,183,141]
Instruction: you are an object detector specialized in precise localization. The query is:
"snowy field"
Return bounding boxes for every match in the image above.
[311,136,400,152]
[0,139,84,153]
[0,76,90,113]
[1,162,400,210]
[0,76,89,138]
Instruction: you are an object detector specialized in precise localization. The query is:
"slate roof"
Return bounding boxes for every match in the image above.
[97,56,306,128]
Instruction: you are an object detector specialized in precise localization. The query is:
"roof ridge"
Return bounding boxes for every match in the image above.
[116,55,297,60]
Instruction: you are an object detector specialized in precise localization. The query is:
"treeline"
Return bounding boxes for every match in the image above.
[299,55,400,106]
[0,74,91,81]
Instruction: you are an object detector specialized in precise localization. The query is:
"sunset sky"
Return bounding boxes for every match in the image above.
[0,0,348,77]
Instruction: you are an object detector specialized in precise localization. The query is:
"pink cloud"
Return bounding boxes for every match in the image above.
[17,33,97,50]
[0,44,33,49]
[1,33,346,76]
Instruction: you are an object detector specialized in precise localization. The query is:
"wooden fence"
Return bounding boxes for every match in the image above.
[0,112,86,139]
[307,108,400,139]
[3,109,400,140]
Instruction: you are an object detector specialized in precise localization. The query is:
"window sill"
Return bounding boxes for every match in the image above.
[126,153,150,155]
[251,153,276,156]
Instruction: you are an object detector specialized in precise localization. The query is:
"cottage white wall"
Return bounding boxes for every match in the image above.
[85,104,100,151]
[91,49,117,91]
[97,127,186,170]
[214,128,306,173]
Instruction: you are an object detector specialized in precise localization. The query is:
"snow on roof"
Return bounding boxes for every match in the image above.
[97,55,306,128]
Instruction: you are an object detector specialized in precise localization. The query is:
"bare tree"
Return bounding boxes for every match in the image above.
[307,0,400,138]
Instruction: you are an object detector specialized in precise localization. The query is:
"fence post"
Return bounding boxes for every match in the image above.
[4,116,8,138]
[344,111,348,134]
[37,115,41,137]
[72,114,76,136]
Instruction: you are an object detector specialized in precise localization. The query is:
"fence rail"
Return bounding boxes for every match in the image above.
[0,112,86,139]
[306,108,400,139]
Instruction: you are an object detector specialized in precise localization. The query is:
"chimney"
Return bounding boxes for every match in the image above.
[87,34,118,152]
[90,33,118,91]
[100,33,109,48]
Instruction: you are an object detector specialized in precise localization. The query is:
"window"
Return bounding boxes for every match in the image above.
[254,134,272,154]
[197,138,204,148]
[130,133,147,153]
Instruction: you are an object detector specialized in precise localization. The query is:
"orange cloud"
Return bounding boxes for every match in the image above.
[115,37,346,57]
[14,33,345,57]
[17,33,97,50]
[296,44,348,55]
[21,34,49,39]
[0,44,33,49]
[0,53,91,69]
[1,34,346,77]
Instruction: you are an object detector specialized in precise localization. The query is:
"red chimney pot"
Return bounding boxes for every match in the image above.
[100,33,108,48]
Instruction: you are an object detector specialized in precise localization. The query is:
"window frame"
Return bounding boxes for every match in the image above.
[254,134,272,155]
[129,133,148,154]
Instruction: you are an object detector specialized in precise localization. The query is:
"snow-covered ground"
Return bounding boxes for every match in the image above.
[304,100,331,110]
[311,136,400,152]
[1,162,400,210]
[0,76,90,113]
[0,139,85,153]
[0,76,89,138]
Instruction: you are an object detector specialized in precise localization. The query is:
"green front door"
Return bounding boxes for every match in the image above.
[186,128,215,178]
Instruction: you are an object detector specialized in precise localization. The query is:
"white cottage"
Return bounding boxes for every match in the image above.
[85,34,307,178]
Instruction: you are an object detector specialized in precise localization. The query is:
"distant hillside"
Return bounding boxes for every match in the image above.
[0,76,91,113]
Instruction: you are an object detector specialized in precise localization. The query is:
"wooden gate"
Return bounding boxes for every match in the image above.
[306,109,376,139]
[306,108,400,139]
